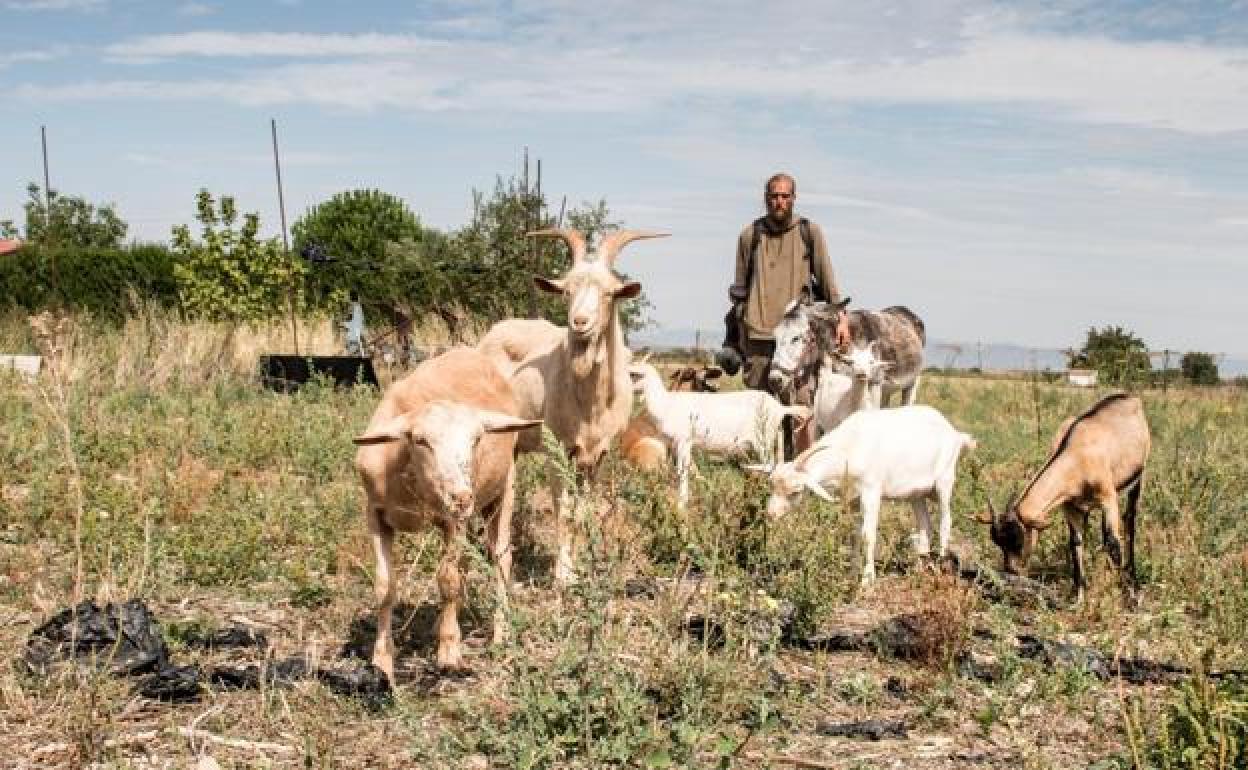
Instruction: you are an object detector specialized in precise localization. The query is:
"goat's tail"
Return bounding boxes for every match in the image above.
[960,432,978,452]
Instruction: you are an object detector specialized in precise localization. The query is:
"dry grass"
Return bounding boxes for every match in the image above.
[1,311,1246,768]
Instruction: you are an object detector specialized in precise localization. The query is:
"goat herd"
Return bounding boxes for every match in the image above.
[351,228,1152,683]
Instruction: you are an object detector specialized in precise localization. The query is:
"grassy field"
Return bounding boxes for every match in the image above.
[2,311,1247,769]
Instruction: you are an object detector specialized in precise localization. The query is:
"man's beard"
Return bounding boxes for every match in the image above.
[766,209,793,228]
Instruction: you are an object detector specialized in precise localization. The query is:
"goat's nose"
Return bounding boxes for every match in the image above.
[571,315,590,331]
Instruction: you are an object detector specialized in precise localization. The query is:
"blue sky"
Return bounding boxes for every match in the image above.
[2,0,1247,360]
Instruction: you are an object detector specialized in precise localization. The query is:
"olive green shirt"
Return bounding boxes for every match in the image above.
[733,217,840,340]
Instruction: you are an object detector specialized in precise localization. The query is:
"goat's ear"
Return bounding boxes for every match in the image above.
[614,281,642,299]
[803,475,835,502]
[480,411,542,434]
[534,276,565,294]
[353,416,408,446]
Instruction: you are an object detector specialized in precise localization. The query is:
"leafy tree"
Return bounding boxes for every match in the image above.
[291,189,427,312]
[15,182,128,249]
[1180,351,1219,385]
[444,176,651,334]
[1069,325,1151,386]
[172,190,305,322]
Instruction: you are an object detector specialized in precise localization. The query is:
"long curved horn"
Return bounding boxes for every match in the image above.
[987,496,999,524]
[597,230,669,266]
[527,228,587,265]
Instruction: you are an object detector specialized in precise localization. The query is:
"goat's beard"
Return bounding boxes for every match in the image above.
[569,333,599,378]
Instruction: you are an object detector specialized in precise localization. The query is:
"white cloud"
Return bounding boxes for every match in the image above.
[0,47,67,68]
[49,23,1248,134]
[104,32,443,60]
[4,0,103,9]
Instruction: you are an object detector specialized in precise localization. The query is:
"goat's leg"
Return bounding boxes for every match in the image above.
[909,497,932,557]
[1064,506,1088,604]
[936,475,954,557]
[1124,475,1143,587]
[859,492,882,586]
[550,456,576,586]
[675,439,693,508]
[1098,483,1125,572]
[369,514,398,682]
[435,518,466,670]
[1115,476,1144,606]
[485,469,516,646]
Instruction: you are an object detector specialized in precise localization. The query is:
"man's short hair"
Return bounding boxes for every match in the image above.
[765,173,797,195]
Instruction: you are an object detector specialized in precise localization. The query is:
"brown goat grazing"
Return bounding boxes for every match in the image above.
[477,228,667,583]
[353,348,540,681]
[976,392,1150,602]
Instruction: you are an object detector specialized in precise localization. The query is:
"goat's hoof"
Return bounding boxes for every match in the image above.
[372,656,396,685]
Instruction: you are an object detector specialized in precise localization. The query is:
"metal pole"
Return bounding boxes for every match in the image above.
[41,125,59,298]
[41,125,51,211]
[270,118,298,354]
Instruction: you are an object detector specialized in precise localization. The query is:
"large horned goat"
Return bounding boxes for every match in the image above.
[478,227,667,583]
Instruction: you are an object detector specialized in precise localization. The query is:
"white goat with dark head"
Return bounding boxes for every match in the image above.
[477,228,667,583]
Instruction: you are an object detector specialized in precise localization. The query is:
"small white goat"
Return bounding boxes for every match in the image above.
[353,348,540,681]
[812,341,891,435]
[748,405,976,586]
[629,362,810,507]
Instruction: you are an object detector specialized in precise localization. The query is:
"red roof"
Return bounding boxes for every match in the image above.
[0,239,22,255]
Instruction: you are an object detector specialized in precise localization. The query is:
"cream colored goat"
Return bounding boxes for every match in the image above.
[477,228,666,583]
[353,348,539,681]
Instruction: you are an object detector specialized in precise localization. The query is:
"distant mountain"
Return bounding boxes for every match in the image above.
[633,327,1248,378]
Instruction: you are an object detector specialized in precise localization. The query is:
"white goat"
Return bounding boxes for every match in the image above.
[477,228,667,583]
[749,405,976,586]
[630,362,811,507]
[353,348,540,681]
[812,341,891,435]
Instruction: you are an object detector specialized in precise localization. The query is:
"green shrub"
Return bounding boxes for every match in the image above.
[0,242,179,319]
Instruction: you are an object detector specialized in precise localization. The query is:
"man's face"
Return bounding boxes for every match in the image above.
[765,179,795,223]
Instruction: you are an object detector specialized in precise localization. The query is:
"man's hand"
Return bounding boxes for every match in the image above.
[835,310,852,350]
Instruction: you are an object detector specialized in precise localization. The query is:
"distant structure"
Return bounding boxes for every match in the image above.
[342,300,366,356]
[1067,368,1098,387]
